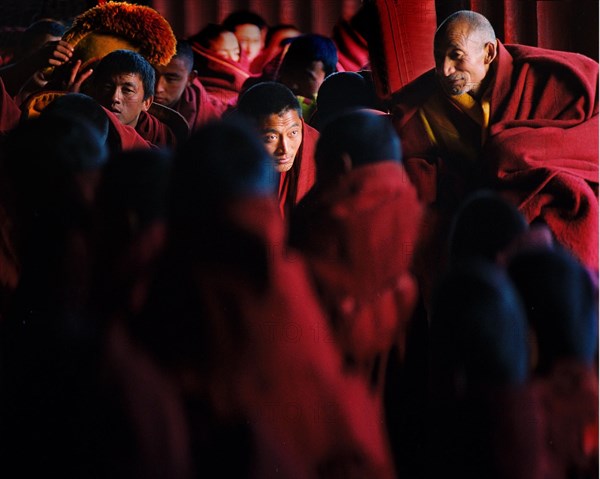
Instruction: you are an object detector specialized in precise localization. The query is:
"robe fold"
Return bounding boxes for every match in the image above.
[0,77,20,135]
[135,110,178,149]
[171,78,221,131]
[103,107,152,152]
[391,40,599,270]
[332,19,370,72]
[278,122,318,218]
[290,161,422,393]
[137,196,397,478]
[190,43,251,114]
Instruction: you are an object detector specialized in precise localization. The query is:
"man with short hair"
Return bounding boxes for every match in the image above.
[277,34,339,120]
[391,10,598,286]
[154,40,220,130]
[91,49,179,148]
[222,10,267,69]
[236,81,319,218]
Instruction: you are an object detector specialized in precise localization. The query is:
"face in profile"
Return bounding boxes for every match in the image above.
[234,23,263,63]
[95,72,152,127]
[210,31,241,63]
[154,57,195,107]
[434,22,495,97]
[259,109,303,173]
[278,60,327,99]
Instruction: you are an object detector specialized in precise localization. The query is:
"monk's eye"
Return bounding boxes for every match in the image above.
[289,129,300,138]
[263,134,278,143]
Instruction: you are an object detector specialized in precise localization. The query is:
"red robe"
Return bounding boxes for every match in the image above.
[171,78,221,131]
[135,110,178,149]
[332,19,370,72]
[531,360,599,479]
[289,161,423,394]
[0,77,20,135]
[391,41,599,272]
[278,122,318,218]
[139,196,397,478]
[189,43,251,115]
[103,107,152,152]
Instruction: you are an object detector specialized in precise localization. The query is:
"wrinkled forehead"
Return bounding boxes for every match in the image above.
[434,21,481,51]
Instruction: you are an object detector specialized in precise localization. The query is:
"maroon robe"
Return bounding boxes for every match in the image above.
[332,19,369,72]
[289,161,423,394]
[278,122,318,218]
[189,43,251,115]
[135,110,178,149]
[0,77,20,135]
[139,196,397,478]
[103,107,152,152]
[391,41,599,273]
[531,360,599,479]
[171,78,221,131]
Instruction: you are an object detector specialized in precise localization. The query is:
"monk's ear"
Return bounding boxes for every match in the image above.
[142,95,153,111]
[188,69,198,85]
[484,40,497,65]
[340,152,353,173]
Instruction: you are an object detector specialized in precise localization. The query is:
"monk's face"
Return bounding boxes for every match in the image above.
[259,109,303,173]
[434,21,494,96]
[279,60,327,99]
[234,24,263,63]
[95,72,152,127]
[154,57,195,108]
[210,31,241,63]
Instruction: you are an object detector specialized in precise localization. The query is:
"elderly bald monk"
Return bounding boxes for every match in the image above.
[391,10,598,294]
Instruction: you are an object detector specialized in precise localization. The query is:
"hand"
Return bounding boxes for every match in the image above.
[35,40,74,69]
[65,58,96,93]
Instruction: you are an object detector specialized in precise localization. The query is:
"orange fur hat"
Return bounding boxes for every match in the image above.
[61,1,176,67]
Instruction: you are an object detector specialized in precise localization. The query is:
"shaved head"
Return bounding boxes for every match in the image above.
[435,10,496,48]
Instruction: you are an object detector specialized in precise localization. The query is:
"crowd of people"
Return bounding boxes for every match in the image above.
[0,2,597,478]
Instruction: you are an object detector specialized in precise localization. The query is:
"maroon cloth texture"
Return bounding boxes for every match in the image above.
[391,41,599,270]
[171,78,221,131]
[332,19,369,72]
[531,360,599,479]
[135,110,178,149]
[278,122,318,218]
[0,77,20,135]
[290,161,422,393]
[103,107,152,152]
[152,196,397,477]
[190,43,251,114]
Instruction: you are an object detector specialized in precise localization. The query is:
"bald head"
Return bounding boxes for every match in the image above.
[433,10,497,97]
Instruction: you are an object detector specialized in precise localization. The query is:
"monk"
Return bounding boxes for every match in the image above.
[154,40,220,130]
[277,34,339,120]
[90,49,180,149]
[390,10,599,297]
[188,24,249,115]
[236,81,318,218]
[131,119,396,478]
[289,109,423,397]
[222,10,267,71]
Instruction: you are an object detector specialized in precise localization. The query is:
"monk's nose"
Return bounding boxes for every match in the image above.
[443,57,456,76]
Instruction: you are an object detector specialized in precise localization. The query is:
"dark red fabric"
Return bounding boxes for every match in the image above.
[171,78,221,131]
[531,360,599,479]
[278,122,318,218]
[332,19,369,72]
[0,77,20,135]
[189,43,251,114]
[391,41,599,270]
[103,107,152,152]
[142,196,397,477]
[290,161,422,393]
[135,110,178,149]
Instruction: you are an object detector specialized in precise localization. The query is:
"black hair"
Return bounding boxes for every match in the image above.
[236,81,301,121]
[222,10,267,31]
[173,39,195,71]
[20,19,66,50]
[188,23,234,49]
[41,93,110,144]
[315,109,400,180]
[279,34,338,77]
[93,49,155,100]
